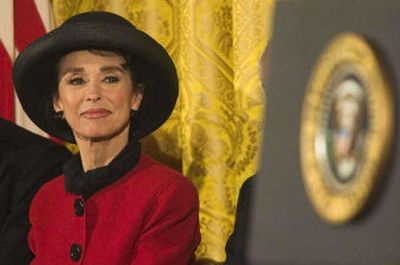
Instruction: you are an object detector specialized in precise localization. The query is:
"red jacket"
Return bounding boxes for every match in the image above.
[28,154,200,265]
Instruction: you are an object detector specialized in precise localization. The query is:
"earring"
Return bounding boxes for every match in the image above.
[131,109,139,119]
[130,109,140,126]
[54,111,64,123]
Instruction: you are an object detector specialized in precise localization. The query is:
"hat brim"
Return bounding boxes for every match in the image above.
[13,11,178,143]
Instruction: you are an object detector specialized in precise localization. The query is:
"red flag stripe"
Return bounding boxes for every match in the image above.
[13,0,54,139]
[0,41,15,121]
[14,0,47,51]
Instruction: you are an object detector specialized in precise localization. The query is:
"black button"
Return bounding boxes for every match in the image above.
[74,198,84,216]
[70,243,82,262]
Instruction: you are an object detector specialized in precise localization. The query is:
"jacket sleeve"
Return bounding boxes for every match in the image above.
[0,143,71,265]
[131,176,201,265]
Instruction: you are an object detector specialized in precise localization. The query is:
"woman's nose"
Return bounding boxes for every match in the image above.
[86,80,101,102]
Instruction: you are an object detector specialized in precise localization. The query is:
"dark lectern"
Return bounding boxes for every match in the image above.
[246,0,400,264]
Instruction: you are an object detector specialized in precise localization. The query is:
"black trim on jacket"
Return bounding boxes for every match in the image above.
[64,140,141,199]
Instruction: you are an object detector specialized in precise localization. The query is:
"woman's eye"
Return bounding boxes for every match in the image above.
[67,77,85,85]
[104,76,120,84]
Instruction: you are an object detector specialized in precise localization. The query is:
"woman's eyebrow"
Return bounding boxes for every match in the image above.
[100,65,127,72]
[59,65,127,78]
[59,67,84,78]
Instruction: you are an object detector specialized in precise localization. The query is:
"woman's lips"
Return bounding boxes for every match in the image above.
[81,108,111,119]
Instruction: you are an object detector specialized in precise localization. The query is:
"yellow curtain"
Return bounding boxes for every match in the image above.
[52,0,275,262]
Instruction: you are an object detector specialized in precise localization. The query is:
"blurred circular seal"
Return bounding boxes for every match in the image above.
[300,32,394,224]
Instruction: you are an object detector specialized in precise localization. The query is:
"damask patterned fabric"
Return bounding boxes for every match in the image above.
[51,0,275,262]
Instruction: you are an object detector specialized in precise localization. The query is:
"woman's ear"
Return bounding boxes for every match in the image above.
[53,96,63,112]
[131,84,144,111]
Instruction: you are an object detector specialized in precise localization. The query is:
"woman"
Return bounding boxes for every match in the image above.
[13,11,200,265]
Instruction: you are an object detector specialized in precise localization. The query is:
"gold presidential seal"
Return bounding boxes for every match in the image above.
[300,33,394,224]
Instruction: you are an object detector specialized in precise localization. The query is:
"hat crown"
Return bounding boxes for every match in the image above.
[62,11,136,30]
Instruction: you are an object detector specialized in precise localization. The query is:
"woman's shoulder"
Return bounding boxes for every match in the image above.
[128,154,196,191]
[136,154,184,177]
[132,154,199,211]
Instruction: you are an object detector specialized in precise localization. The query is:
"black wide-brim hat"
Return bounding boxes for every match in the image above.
[13,11,178,143]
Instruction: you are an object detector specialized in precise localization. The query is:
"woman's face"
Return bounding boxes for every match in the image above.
[54,50,143,142]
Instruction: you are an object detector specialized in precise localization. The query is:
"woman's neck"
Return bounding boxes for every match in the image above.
[75,131,130,172]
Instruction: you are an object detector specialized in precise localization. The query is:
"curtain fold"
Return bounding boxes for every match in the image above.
[51,0,275,262]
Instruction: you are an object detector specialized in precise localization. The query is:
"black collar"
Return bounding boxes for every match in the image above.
[64,140,141,199]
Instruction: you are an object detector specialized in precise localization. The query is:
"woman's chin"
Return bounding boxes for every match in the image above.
[74,127,129,143]
[74,131,114,143]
